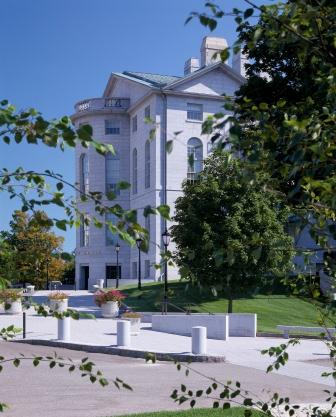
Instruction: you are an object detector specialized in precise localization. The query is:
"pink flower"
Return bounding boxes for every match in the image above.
[94,289,126,307]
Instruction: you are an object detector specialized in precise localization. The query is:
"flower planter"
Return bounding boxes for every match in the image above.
[49,299,68,313]
[124,317,141,335]
[101,301,119,318]
[6,299,22,315]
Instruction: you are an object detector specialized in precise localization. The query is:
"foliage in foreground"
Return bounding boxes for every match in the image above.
[172,0,336,416]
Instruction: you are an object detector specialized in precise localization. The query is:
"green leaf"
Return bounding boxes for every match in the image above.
[244,8,254,19]
[166,140,173,154]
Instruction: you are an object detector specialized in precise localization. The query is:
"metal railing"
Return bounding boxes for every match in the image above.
[75,97,130,113]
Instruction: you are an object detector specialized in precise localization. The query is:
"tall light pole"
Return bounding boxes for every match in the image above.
[161,229,171,314]
[115,242,120,289]
[136,237,143,290]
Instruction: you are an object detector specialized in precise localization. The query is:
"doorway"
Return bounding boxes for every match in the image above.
[80,266,90,290]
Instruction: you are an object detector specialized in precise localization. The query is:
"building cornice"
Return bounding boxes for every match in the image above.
[161,90,227,101]
[70,107,127,123]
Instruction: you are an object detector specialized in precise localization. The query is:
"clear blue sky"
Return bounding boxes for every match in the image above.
[0,0,263,251]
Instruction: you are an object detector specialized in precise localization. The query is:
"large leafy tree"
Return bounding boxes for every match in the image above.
[171,151,294,312]
[197,0,336,238]
[3,210,67,288]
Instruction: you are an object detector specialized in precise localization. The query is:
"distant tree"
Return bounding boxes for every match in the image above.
[0,235,17,287]
[171,152,294,312]
[4,210,66,288]
[60,251,76,285]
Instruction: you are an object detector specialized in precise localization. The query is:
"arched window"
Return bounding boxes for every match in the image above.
[145,214,150,242]
[145,140,150,188]
[80,154,89,193]
[187,137,203,180]
[105,212,118,246]
[105,152,120,194]
[132,148,138,194]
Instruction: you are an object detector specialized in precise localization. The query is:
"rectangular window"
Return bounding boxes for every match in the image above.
[106,154,120,195]
[144,105,150,119]
[105,119,120,135]
[144,260,150,278]
[132,115,137,132]
[132,261,137,279]
[187,103,203,121]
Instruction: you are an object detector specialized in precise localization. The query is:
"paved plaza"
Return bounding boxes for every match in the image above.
[0,291,334,416]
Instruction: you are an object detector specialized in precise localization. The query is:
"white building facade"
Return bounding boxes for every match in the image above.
[72,37,245,290]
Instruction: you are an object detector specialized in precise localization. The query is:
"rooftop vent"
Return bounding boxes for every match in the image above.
[184,57,200,75]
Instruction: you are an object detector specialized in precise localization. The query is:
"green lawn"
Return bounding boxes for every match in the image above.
[110,407,263,417]
[114,281,330,333]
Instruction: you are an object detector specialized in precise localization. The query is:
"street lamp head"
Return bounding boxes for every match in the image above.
[115,242,120,253]
[135,237,143,249]
[162,229,171,247]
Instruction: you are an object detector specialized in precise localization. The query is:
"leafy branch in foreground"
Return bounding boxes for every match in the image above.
[0,352,132,412]
[171,358,336,417]
[0,100,171,248]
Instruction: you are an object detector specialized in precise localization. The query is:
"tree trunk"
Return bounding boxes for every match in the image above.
[228,297,233,314]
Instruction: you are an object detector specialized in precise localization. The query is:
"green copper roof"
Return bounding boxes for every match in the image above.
[122,71,181,87]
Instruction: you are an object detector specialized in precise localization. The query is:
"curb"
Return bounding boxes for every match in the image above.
[15,339,226,363]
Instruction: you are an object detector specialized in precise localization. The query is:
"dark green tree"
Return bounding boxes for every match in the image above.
[172,152,294,312]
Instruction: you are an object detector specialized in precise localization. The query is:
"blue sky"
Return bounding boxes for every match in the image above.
[0,0,262,251]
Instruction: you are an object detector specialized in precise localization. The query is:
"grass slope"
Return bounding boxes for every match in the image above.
[110,407,263,417]
[117,281,327,333]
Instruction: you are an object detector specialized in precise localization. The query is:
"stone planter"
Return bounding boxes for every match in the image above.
[124,317,141,335]
[49,299,68,313]
[6,299,22,315]
[101,301,119,318]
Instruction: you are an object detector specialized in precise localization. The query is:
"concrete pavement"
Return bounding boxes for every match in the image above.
[0,342,332,417]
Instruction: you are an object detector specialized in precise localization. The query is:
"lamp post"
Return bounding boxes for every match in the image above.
[115,243,120,289]
[136,237,143,290]
[162,229,171,314]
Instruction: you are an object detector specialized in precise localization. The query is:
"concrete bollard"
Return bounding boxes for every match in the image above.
[117,320,131,347]
[192,326,207,354]
[58,317,71,341]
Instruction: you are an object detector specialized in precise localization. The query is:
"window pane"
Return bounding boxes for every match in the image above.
[187,103,203,121]
[187,137,203,180]
[106,152,120,195]
[132,148,138,194]
[105,212,118,246]
[132,115,137,132]
[80,215,89,247]
[145,140,150,188]
[105,120,120,135]
[80,154,89,193]
[144,105,150,119]
[144,260,150,278]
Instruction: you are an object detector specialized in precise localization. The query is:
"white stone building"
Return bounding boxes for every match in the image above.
[72,37,245,290]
